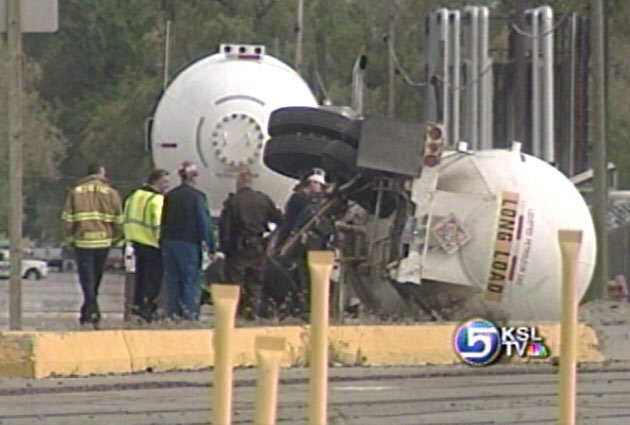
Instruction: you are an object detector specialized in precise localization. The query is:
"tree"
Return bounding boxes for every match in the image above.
[0,53,68,240]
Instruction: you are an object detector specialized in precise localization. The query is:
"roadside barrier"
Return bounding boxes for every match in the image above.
[210,284,240,425]
[558,230,582,425]
[307,251,335,425]
[254,336,286,425]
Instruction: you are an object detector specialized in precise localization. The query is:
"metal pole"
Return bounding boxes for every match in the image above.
[464,6,478,149]
[603,0,609,179]
[586,0,608,301]
[425,13,439,124]
[295,0,304,75]
[513,8,528,150]
[8,0,23,330]
[163,20,171,90]
[351,54,367,115]
[438,9,449,141]
[451,11,461,145]
[387,3,396,118]
[540,6,555,163]
[568,14,577,176]
[529,9,541,158]
[479,7,492,149]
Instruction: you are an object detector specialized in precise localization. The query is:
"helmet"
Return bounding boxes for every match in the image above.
[177,161,198,179]
[307,168,327,185]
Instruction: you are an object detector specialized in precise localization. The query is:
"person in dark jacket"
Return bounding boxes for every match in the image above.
[160,161,215,321]
[219,170,283,319]
[277,168,327,244]
[275,168,328,317]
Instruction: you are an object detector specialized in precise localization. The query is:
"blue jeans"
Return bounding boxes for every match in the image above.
[161,239,202,320]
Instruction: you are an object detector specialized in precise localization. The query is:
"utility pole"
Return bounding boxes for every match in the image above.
[7,0,23,330]
[295,0,304,75]
[586,0,608,301]
[3,0,58,330]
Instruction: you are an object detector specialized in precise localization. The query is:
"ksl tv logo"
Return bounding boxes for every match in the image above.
[454,318,551,366]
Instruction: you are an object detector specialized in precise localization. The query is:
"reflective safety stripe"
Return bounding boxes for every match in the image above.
[62,211,123,223]
[74,239,113,248]
[73,184,112,194]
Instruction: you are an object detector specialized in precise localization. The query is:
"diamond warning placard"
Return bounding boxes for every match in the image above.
[432,215,470,254]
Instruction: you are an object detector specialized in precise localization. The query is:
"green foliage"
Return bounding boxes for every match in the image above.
[0,53,68,240]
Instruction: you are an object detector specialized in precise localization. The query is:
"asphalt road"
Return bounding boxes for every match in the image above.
[0,270,127,330]
[2,271,630,424]
[1,363,630,424]
[0,270,217,330]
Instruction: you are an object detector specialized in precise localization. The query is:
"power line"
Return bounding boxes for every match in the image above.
[433,58,494,91]
[383,35,428,88]
[510,12,572,39]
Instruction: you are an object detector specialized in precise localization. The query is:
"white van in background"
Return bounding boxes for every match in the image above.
[0,249,49,280]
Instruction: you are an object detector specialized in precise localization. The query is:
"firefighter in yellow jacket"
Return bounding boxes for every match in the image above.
[123,169,170,322]
[62,163,123,328]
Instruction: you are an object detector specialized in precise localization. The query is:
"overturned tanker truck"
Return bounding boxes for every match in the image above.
[150,44,596,322]
[263,107,596,321]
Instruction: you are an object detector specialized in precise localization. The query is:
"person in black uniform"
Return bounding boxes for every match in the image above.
[219,170,283,319]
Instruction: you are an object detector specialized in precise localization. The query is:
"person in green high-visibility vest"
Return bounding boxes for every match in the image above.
[123,169,170,323]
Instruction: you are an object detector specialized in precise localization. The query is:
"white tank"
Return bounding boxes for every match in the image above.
[400,143,597,320]
[151,44,318,213]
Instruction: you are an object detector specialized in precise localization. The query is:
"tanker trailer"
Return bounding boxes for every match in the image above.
[390,142,597,321]
[264,109,597,321]
[150,44,318,214]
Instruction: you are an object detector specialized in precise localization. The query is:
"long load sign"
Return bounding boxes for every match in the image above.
[485,191,520,302]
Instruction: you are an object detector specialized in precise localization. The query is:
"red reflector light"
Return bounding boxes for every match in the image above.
[238,54,261,60]
[428,126,442,139]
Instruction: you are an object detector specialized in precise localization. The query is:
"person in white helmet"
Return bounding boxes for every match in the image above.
[275,168,328,318]
[277,168,327,244]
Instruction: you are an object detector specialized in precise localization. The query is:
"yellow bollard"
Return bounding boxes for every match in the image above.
[254,336,286,425]
[557,230,583,425]
[307,250,335,425]
[211,284,241,425]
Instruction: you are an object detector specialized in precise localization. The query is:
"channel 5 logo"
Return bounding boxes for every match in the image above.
[454,318,551,366]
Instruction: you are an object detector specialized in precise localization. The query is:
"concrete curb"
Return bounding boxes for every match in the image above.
[0,323,605,379]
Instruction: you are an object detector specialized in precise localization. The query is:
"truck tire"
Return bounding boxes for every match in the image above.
[268,107,361,148]
[263,133,332,179]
